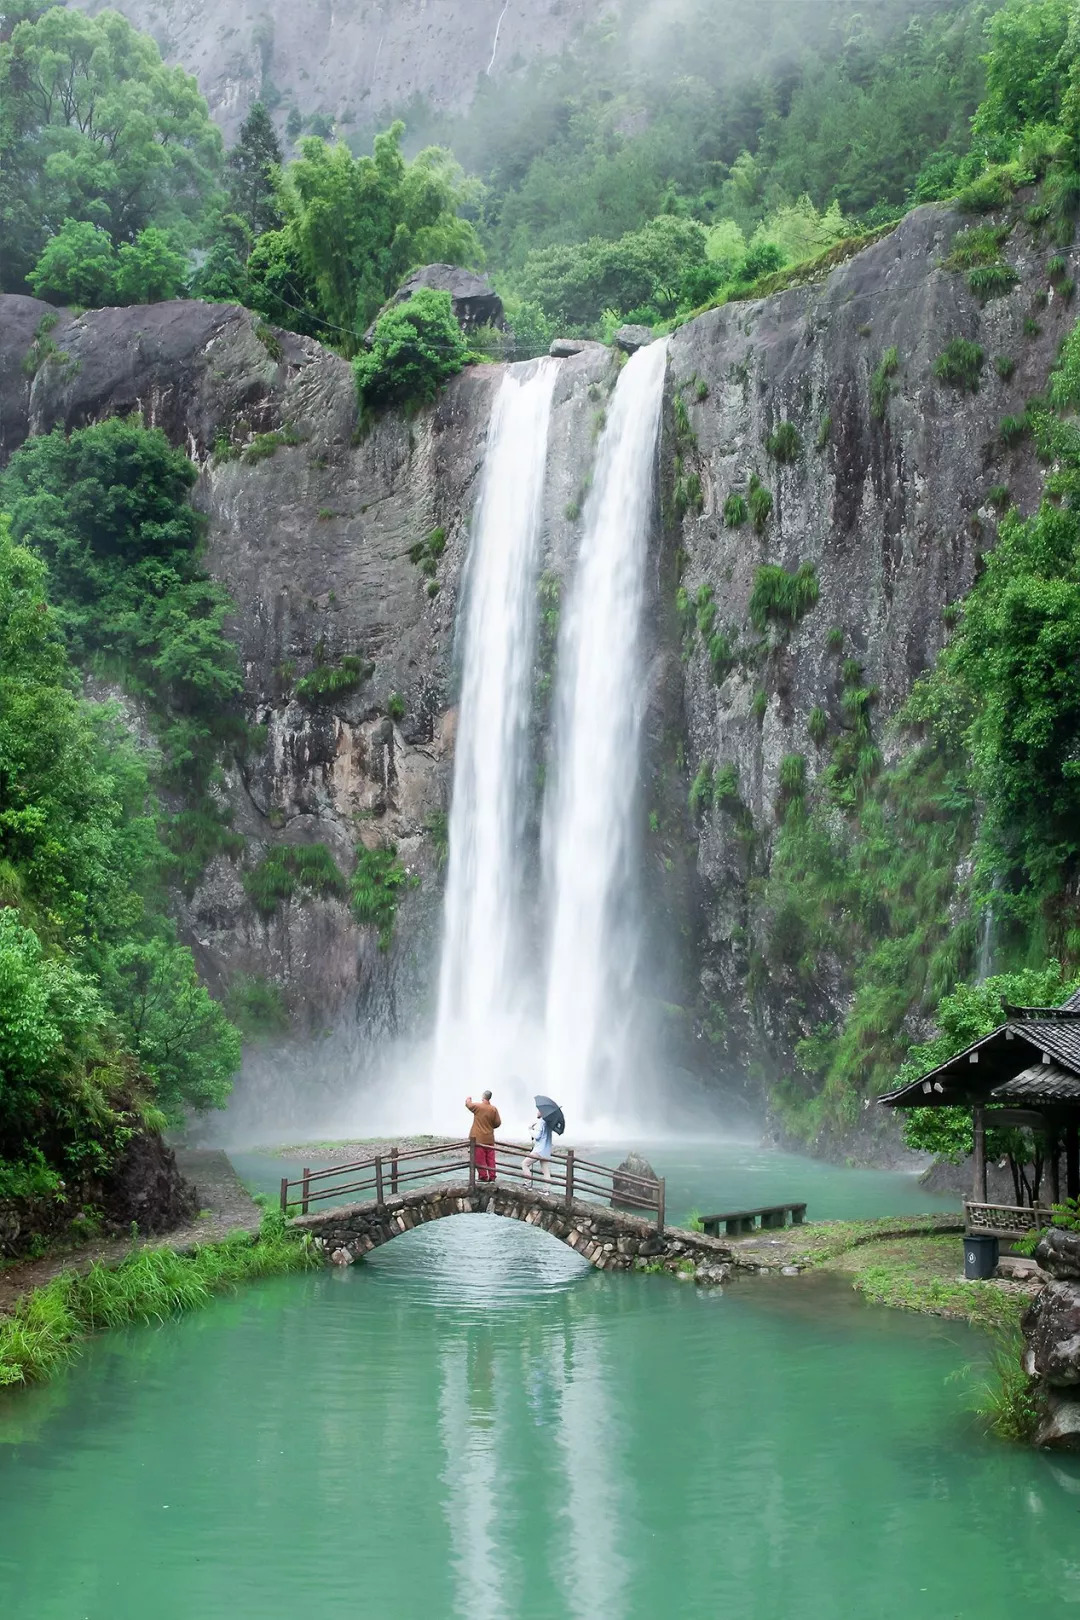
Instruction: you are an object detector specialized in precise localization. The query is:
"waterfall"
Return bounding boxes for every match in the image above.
[542,339,668,1128]
[431,358,560,1125]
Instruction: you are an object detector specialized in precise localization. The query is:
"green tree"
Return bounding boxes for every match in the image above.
[27,218,117,305]
[225,100,283,238]
[245,225,323,336]
[98,937,241,1121]
[353,287,467,410]
[279,124,480,352]
[900,967,1079,1199]
[515,215,707,331]
[0,6,221,291]
[114,227,187,304]
[973,0,1075,143]
[1,418,244,795]
[0,513,242,1179]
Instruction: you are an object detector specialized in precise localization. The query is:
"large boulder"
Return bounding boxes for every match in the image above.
[1035,1227,1080,1280]
[1034,1387,1080,1451]
[100,1128,199,1234]
[613,324,653,354]
[612,1151,658,1210]
[366,264,503,343]
[1023,1281,1080,1386]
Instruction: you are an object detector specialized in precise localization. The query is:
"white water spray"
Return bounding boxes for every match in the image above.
[542,340,668,1128]
[431,359,560,1125]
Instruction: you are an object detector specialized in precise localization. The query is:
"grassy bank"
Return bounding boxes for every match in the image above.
[736,1215,1025,1331]
[844,1237,1024,1331]
[0,1212,319,1388]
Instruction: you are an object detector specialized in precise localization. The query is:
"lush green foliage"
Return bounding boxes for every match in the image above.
[934,338,985,390]
[748,563,819,633]
[0,6,222,293]
[353,288,468,410]
[898,966,1079,1166]
[764,421,802,464]
[0,513,241,1197]
[0,1213,318,1387]
[242,844,347,918]
[294,653,374,702]
[29,220,187,306]
[512,215,707,333]
[1,418,245,802]
[223,975,291,1040]
[284,125,477,344]
[350,844,417,950]
[870,348,900,421]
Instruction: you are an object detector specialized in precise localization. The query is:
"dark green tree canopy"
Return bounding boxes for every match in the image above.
[225,100,283,239]
[279,123,481,351]
[0,5,222,291]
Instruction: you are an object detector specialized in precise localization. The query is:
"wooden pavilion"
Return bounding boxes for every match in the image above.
[879,989,1080,1236]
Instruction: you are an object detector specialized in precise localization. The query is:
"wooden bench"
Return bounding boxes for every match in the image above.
[700,1203,807,1238]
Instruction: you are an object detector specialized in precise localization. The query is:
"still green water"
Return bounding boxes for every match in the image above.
[1,1153,1078,1619]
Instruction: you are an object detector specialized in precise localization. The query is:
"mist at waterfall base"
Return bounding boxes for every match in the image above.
[207,342,749,1150]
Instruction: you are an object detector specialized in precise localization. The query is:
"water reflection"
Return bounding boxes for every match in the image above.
[420,1220,628,1620]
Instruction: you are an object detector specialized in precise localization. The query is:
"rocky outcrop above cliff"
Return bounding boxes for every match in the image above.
[664,202,1080,1127]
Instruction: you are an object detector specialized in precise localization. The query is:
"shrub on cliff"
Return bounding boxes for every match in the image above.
[1,416,244,794]
[353,289,468,412]
[0,518,242,1203]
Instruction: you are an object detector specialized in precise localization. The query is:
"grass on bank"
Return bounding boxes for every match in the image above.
[0,1211,318,1388]
[784,1218,1022,1329]
[851,1237,1023,1331]
[962,1326,1044,1443]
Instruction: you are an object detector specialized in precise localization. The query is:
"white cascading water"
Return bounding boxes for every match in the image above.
[430,358,560,1125]
[542,339,669,1128]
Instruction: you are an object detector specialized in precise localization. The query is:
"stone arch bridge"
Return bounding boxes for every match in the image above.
[282,1141,738,1277]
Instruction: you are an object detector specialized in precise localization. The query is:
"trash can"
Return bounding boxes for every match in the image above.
[963,1233,999,1280]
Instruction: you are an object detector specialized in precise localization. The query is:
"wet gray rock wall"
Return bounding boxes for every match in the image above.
[0,295,614,1074]
[664,202,1080,1110]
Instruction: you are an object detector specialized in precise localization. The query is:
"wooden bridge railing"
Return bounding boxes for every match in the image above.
[280,1138,666,1231]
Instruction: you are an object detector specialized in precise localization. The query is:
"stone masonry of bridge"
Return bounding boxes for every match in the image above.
[290,1182,741,1278]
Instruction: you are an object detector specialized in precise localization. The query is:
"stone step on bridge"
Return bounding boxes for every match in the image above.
[282,1139,738,1279]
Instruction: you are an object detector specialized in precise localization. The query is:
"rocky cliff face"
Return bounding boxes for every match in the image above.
[71,0,617,140]
[663,201,1080,1127]
[4,196,1074,1138]
[0,296,614,1117]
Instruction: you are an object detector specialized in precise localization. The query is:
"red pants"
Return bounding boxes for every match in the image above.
[473,1144,496,1181]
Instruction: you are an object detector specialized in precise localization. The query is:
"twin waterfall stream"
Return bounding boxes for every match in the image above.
[432,342,668,1130]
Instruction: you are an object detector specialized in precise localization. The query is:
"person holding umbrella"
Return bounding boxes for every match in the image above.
[524,1095,565,1184]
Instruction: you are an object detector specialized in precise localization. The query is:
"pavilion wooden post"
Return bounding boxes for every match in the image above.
[374,1155,384,1206]
[390,1145,399,1196]
[301,1166,311,1216]
[468,1139,476,1191]
[564,1149,575,1208]
[1067,1120,1080,1203]
[972,1105,988,1203]
[1048,1124,1061,1206]
[279,1176,289,1214]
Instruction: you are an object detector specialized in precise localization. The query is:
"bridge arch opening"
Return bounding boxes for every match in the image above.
[362,1213,591,1301]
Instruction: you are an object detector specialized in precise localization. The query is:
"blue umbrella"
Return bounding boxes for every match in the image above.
[534,1096,565,1134]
